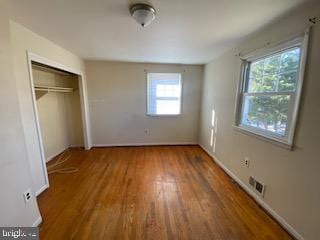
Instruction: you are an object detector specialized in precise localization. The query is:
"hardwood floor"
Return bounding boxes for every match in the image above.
[38,146,292,240]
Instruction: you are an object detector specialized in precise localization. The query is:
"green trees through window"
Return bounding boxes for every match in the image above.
[242,48,301,136]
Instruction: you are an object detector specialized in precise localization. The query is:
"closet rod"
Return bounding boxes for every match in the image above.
[34,84,73,93]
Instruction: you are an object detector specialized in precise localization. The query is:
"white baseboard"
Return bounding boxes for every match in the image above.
[69,144,84,148]
[46,144,87,162]
[32,216,42,227]
[199,144,304,240]
[46,146,69,163]
[35,183,49,196]
[93,142,197,147]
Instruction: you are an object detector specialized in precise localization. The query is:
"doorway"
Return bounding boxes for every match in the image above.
[27,52,91,196]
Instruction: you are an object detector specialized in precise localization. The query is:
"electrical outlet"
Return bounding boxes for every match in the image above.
[242,157,250,168]
[244,157,250,168]
[23,189,32,203]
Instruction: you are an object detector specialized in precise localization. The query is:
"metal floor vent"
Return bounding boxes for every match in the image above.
[249,176,266,197]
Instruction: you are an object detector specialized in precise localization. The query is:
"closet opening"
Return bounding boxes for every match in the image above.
[27,53,91,196]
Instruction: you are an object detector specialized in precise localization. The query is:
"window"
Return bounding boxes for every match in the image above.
[147,73,182,115]
[235,34,308,147]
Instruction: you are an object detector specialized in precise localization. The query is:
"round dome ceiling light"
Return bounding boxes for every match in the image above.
[130,3,156,27]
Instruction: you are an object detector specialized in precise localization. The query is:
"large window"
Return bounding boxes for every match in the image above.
[147,73,182,115]
[235,34,308,147]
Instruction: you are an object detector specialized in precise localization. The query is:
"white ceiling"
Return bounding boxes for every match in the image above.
[8,0,311,64]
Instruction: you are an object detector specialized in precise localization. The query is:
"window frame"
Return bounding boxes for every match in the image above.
[234,31,309,148]
[146,72,183,116]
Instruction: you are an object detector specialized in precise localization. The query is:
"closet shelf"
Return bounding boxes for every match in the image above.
[34,84,73,93]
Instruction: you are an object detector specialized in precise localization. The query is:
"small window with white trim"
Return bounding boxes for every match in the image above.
[147,73,182,116]
[235,33,308,147]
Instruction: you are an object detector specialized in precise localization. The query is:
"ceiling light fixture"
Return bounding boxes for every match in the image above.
[130,3,156,27]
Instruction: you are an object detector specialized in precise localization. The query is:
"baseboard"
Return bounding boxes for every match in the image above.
[46,146,69,163]
[69,144,84,148]
[35,183,49,196]
[93,142,198,147]
[199,144,304,240]
[32,216,42,227]
[46,144,87,162]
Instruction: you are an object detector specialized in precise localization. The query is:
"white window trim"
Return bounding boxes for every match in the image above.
[146,72,183,117]
[234,29,310,149]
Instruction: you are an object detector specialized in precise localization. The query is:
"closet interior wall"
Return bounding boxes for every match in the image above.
[32,64,84,162]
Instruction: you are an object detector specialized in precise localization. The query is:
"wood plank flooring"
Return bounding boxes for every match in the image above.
[38,146,292,240]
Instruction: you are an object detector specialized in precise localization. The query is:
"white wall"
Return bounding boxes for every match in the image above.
[9,21,89,194]
[36,91,70,161]
[199,2,320,240]
[66,87,85,148]
[0,0,41,226]
[85,61,203,146]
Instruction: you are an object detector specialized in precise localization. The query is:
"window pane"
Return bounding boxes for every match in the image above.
[248,77,262,92]
[147,73,182,115]
[262,75,278,92]
[156,100,180,115]
[278,71,297,91]
[156,84,181,98]
[241,95,291,136]
[250,60,264,78]
[280,48,301,73]
[247,47,301,93]
[263,54,281,75]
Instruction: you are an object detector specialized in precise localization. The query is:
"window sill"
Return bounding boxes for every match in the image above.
[232,125,293,150]
[146,114,181,117]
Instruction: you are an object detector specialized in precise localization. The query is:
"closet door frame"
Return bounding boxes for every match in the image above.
[27,51,92,195]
